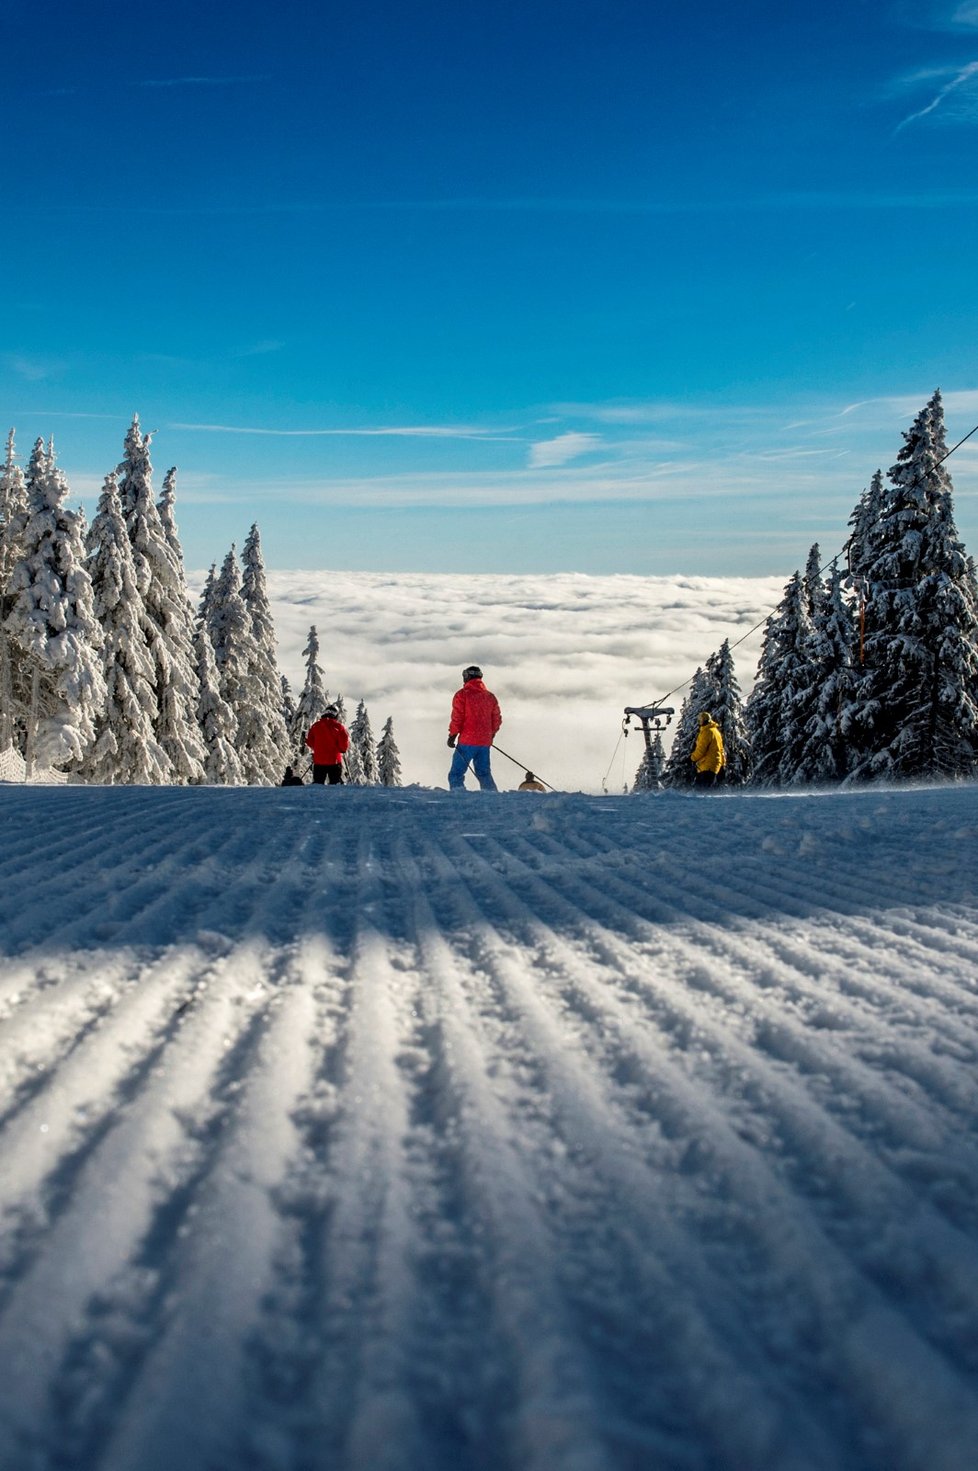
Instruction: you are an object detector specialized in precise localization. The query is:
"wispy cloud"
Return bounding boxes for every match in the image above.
[953,3,978,28]
[5,355,66,383]
[232,340,285,358]
[551,401,689,426]
[838,388,978,419]
[528,432,601,469]
[894,60,978,129]
[7,410,121,422]
[130,75,269,89]
[169,420,519,442]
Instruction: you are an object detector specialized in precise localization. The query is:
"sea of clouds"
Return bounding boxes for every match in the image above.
[261,571,786,792]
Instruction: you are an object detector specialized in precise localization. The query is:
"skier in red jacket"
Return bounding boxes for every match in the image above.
[305,706,350,785]
[447,666,501,791]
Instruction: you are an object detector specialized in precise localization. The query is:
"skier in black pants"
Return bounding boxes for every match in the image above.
[305,706,350,785]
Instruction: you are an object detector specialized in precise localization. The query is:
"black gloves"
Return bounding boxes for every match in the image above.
[447,734,457,748]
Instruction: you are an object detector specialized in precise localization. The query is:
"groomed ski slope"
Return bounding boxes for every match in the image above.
[1,782,978,1471]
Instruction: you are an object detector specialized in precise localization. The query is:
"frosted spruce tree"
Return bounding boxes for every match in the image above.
[844,469,888,684]
[207,545,265,782]
[343,705,366,785]
[0,430,28,750]
[632,729,665,792]
[803,543,827,624]
[846,469,888,587]
[704,639,751,785]
[792,564,857,785]
[349,700,378,784]
[777,547,839,787]
[193,620,244,785]
[240,523,289,781]
[157,467,183,563]
[0,430,27,599]
[663,667,718,788]
[292,625,328,759]
[81,473,171,784]
[376,715,402,787]
[118,421,205,784]
[153,464,212,783]
[281,674,297,747]
[848,391,978,780]
[745,571,813,786]
[197,563,218,630]
[5,438,105,771]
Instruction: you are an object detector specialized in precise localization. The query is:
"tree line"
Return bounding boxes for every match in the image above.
[0,416,402,786]
[635,390,978,791]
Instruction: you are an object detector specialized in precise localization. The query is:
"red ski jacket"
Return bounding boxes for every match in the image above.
[306,716,350,765]
[449,679,501,747]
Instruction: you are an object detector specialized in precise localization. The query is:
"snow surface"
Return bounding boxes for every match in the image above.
[1,779,978,1471]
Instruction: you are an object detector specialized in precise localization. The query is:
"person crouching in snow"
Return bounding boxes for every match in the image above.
[306,705,350,785]
[518,771,546,792]
[690,710,725,789]
[447,665,501,791]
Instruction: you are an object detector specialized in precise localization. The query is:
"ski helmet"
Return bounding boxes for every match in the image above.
[462,665,483,682]
[324,705,339,719]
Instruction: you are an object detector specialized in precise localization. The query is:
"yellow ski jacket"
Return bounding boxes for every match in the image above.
[691,719,726,775]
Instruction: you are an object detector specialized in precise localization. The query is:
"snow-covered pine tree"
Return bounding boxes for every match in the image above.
[281,674,297,747]
[152,463,211,783]
[197,563,218,629]
[632,729,665,792]
[332,693,348,725]
[376,715,402,787]
[662,667,719,788]
[343,702,367,785]
[157,467,182,563]
[792,563,857,784]
[803,542,827,624]
[349,700,378,784]
[849,391,978,780]
[240,523,289,781]
[117,421,205,784]
[777,546,838,787]
[5,437,105,771]
[745,571,813,787]
[844,470,887,681]
[292,625,328,759]
[704,638,751,785]
[0,429,27,598]
[81,473,171,784]
[193,619,244,785]
[0,430,28,750]
[846,470,888,586]
[207,545,264,782]
[117,416,157,595]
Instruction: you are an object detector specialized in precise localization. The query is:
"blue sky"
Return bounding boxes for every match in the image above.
[3,0,978,574]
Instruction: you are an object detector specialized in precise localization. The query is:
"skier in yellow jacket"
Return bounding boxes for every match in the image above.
[690,711,725,789]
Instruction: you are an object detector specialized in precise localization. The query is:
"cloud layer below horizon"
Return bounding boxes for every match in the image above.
[254,570,787,792]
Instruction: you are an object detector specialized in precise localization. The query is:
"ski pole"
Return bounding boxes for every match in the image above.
[491,744,557,792]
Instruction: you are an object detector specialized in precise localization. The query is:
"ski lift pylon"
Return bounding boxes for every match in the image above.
[623,704,675,750]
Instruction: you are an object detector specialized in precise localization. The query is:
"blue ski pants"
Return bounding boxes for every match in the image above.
[449,743,498,791]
